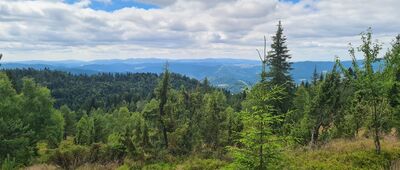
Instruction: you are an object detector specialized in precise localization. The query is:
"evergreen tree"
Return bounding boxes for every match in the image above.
[312,66,319,85]
[91,109,108,143]
[288,85,312,144]
[201,91,227,149]
[231,83,285,169]
[308,66,341,147]
[156,63,171,148]
[203,77,210,93]
[268,21,294,115]
[225,107,242,146]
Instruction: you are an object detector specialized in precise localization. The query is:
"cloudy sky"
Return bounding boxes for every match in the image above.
[0,0,399,62]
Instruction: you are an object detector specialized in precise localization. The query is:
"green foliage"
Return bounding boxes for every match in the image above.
[337,29,390,153]
[286,85,312,145]
[201,91,228,149]
[179,158,227,170]
[229,83,286,169]
[156,64,171,149]
[46,110,65,147]
[75,114,95,145]
[4,28,400,169]
[5,69,208,111]
[48,138,91,169]
[1,155,18,170]
[268,21,294,115]
[0,72,63,165]
[308,66,342,146]
[60,105,76,139]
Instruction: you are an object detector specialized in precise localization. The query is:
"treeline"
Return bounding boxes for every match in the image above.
[1,22,400,169]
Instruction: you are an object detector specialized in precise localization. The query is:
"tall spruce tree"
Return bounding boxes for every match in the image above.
[156,62,171,149]
[268,21,294,115]
[269,21,293,86]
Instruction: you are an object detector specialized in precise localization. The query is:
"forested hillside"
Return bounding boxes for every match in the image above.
[4,69,217,111]
[1,24,400,170]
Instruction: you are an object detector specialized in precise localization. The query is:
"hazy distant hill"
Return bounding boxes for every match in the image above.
[3,58,365,92]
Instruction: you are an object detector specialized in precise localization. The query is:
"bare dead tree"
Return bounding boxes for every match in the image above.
[256,36,268,82]
[0,54,3,67]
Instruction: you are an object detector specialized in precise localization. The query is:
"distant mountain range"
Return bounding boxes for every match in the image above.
[2,58,374,92]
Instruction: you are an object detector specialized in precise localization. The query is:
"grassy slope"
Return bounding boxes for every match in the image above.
[285,137,400,170]
[25,137,400,170]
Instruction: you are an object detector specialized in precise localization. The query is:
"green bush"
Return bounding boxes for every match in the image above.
[179,158,227,170]
[47,138,91,169]
[42,137,129,169]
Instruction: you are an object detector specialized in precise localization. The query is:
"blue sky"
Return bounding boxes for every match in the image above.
[64,0,159,11]
[63,0,299,11]
[0,0,399,61]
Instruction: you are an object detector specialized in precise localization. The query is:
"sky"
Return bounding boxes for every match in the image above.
[0,0,399,62]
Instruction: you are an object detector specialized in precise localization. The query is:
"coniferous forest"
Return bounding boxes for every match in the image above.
[1,23,400,170]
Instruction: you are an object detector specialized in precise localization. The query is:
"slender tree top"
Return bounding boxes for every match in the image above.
[312,65,318,85]
[268,20,293,87]
[256,36,269,82]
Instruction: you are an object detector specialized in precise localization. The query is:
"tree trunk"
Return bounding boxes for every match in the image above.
[259,119,265,170]
[373,103,381,154]
[374,126,381,154]
[310,124,320,148]
[159,106,168,148]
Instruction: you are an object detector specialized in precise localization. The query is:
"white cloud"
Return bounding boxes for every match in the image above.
[0,0,399,62]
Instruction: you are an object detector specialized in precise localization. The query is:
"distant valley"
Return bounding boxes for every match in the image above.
[2,58,360,92]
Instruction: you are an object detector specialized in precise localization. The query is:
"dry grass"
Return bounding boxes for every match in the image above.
[76,163,120,170]
[319,137,400,153]
[24,163,120,170]
[24,164,59,170]
[285,136,400,170]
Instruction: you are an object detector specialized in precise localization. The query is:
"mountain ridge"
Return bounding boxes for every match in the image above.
[1,58,365,92]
